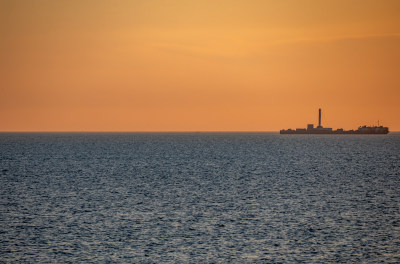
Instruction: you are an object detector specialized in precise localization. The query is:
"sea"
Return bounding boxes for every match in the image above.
[1,132,400,263]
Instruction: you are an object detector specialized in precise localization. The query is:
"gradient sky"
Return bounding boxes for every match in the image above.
[1,0,400,131]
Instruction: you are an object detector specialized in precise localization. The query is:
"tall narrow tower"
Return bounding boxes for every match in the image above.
[318,108,322,127]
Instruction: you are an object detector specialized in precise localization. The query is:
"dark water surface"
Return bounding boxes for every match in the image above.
[1,133,400,263]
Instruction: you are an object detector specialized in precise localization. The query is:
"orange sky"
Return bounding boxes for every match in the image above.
[1,0,400,131]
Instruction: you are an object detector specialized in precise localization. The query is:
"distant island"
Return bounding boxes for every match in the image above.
[280,109,389,134]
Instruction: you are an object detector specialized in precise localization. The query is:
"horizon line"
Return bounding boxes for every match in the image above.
[0,130,280,133]
[1,130,399,133]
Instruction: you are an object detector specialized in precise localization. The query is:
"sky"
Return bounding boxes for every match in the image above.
[1,0,400,131]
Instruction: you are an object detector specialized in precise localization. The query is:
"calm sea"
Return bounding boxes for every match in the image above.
[1,133,400,263]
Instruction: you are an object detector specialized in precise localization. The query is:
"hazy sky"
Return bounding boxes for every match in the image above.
[1,0,399,131]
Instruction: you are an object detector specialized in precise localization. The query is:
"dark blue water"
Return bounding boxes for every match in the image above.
[1,133,400,263]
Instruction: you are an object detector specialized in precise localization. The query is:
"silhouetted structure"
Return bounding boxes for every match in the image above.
[318,108,321,128]
[280,109,389,134]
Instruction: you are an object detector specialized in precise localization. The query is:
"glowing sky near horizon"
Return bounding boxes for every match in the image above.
[1,0,400,131]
